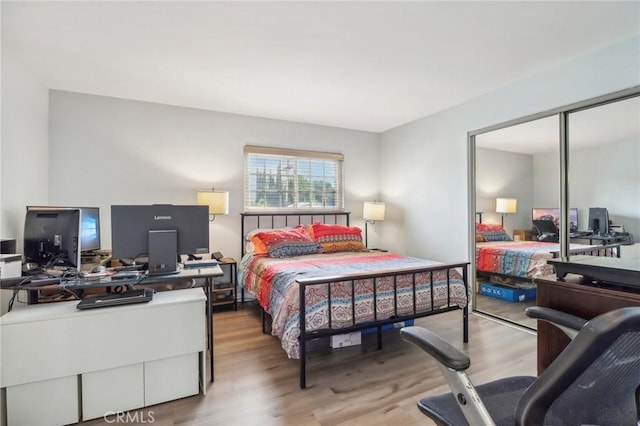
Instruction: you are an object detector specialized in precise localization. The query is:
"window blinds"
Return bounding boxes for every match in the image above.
[243,145,344,211]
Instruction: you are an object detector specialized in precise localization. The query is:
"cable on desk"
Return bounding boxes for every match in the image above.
[117,253,149,270]
[7,269,81,312]
[7,276,33,312]
[128,272,149,289]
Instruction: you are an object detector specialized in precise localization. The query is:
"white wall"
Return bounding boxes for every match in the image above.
[48,91,380,261]
[1,49,49,247]
[535,138,640,237]
[2,34,639,268]
[379,35,640,263]
[1,49,50,314]
[479,137,639,246]
[475,148,534,236]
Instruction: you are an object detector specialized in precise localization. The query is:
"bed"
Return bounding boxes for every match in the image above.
[239,211,469,388]
[475,223,620,281]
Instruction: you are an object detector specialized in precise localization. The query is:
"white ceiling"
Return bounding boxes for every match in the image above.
[3,1,639,133]
[476,95,640,154]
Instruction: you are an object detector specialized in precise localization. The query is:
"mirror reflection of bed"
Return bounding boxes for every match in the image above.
[473,94,640,330]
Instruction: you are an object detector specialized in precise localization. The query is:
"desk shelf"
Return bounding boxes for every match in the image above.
[212,258,237,311]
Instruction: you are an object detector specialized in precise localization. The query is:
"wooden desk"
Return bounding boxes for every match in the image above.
[534,274,640,375]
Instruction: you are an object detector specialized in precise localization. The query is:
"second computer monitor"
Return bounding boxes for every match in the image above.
[80,207,101,252]
[532,208,578,232]
[27,206,101,253]
[588,207,609,235]
[24,208,81,268]
[111,205,210,275]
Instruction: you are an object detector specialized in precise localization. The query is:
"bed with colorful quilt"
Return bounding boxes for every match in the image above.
[475,223,620,281]
[240,212,469,388]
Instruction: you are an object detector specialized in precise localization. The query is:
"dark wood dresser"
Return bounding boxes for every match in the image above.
[534,274,640,375]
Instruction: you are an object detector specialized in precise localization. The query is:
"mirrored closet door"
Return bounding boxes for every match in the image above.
[567,96,640,259]
[470,88,640,330]
[474,116,559,329]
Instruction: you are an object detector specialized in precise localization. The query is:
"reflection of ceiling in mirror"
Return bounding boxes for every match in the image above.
[476,96,640,155]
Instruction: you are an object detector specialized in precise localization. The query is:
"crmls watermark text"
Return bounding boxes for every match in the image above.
[104,410,155,423]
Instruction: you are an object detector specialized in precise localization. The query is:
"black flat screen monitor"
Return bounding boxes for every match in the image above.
[532,208,578,232]
[588,207,609,235]
[111,205,210,275]
[533,219,558,235]
[27,206,101,253]
[24,208,81,268]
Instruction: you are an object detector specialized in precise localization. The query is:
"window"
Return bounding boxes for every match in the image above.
[244,145,344,211]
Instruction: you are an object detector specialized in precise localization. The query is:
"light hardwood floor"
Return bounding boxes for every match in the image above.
[81,302,536,426]
[475,293,538,329]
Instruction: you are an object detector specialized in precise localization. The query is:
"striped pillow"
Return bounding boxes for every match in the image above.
[253,227,320,258]
[475,223,511,242]
[311,222,366,253]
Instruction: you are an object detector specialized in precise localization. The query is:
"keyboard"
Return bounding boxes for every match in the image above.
[110,270,145,280]
[184,259,218,269]
[26,276,62,287]
[77,288,154,310]
[570,231,593,237]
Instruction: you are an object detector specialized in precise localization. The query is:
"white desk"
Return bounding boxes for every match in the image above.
[0,288,206,425]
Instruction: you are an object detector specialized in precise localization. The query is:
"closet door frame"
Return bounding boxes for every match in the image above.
[468,85,640,314]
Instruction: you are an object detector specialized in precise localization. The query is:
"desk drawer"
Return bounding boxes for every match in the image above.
[6,375,78,426]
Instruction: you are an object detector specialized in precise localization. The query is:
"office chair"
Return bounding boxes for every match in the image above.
[401,306,640,426]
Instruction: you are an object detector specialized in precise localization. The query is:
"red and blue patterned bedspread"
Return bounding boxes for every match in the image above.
[239,251,467,359]
[476,241,603,278]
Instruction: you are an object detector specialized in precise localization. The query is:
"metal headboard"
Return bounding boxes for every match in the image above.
[240,211,351,256]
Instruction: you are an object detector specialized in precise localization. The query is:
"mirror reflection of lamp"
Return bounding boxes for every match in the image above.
[363,201,385,248]
[496,198,517,226]
[197,189,229,222]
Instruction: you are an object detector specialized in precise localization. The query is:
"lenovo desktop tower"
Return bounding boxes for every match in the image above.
[148,230,178,275]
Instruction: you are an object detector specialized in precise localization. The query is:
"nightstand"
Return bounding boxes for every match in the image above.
[513,229,534,241]
[212,257,237,311]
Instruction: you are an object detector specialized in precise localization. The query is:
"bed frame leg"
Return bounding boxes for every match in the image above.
[262,310,268,334]
[377,325,383,350]
[300,339,307,389]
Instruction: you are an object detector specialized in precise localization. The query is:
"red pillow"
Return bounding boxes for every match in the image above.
[253,227,320,258]
[311,222,365,253]
[249,235,269,255]
[475,223,511,242]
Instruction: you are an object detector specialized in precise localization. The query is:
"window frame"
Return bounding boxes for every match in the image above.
[243,145,344,212]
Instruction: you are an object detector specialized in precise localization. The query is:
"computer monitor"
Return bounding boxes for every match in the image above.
[533,219,558,235]
[111,205,210,275]
[80,207,101,252]
[23,208,81,268]
[588,207,609,235]
[532,208,578,232]
[27,206,101,252]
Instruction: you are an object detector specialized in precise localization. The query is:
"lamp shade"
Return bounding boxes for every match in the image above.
[496,198,517,214]
[197,190,229,215]
[363,201,385,221]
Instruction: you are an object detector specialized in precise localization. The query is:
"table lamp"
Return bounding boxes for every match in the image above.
[197,189,229,221]
[363,201,385,247]
[496,198,517,226]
